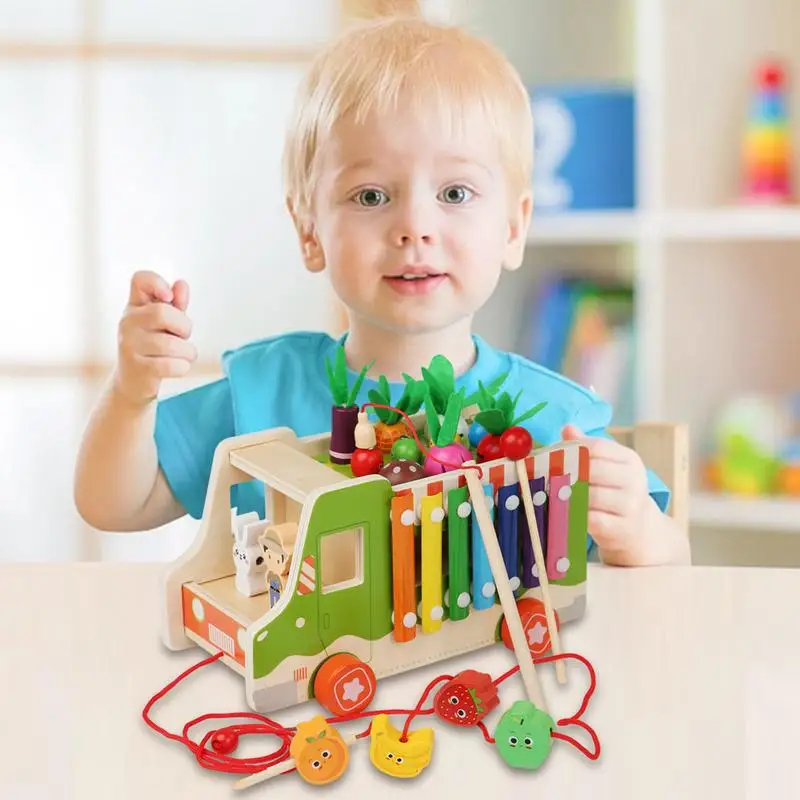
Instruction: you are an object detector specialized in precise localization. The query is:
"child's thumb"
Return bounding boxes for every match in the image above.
[561,423,584,441]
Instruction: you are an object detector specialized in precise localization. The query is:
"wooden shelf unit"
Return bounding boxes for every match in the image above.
[439,0,800,535]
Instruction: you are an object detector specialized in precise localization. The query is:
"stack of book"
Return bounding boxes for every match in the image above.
[520,273,635,427]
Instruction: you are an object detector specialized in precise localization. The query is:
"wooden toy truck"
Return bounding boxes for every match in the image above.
[161,411,590,717]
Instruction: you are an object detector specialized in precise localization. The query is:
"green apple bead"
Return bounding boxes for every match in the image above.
[391,436,420,463]
[494,700,554,770]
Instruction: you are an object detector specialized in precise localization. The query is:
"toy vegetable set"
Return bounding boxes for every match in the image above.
[143,349,601,787]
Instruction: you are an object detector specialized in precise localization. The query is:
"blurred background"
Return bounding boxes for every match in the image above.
[2,0,799,567]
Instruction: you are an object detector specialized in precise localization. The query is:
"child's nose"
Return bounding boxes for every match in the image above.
[390,200,436,246]
[396,230,433,246]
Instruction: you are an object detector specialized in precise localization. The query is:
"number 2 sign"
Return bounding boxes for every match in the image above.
[530,86,636,213]
[532,97,576,211]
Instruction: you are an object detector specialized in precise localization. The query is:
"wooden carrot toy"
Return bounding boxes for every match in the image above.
[149,351,599,785]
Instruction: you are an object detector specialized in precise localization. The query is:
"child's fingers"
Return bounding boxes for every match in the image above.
[587,509,622,544]
[128,270,173,306]
[133,301,193,338]
[136,355,194,379]
[135,331,198,362]
[585,458,632,490]
[561,424,631,463]
[561,423,584,441]
[588,485,631,517]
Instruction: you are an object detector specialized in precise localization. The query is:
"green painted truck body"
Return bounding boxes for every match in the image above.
[252,477,394,679]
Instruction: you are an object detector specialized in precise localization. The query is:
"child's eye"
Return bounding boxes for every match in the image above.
[439,184,473,204]
[355,188,388,206]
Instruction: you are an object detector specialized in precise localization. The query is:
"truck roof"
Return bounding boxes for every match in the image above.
[229,439,347,504]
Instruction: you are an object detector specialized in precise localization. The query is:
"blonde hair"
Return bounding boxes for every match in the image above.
[283,10,533,225]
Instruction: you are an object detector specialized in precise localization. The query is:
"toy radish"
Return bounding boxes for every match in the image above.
[422,386,472,475]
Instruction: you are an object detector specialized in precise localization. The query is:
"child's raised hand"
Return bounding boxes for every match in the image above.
[561,423,650,556]
[114,270,197,406]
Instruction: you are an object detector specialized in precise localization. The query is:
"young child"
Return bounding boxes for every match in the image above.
[74,11,690,567]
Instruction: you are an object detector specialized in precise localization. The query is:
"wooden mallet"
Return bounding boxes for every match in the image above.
[462,462,549,714]
[502,429,567,684]
[514,457,566,684]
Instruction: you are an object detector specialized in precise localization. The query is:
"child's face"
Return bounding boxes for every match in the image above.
[301,100,530,335]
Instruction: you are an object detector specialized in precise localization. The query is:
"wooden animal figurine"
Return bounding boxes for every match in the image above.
[232,515,268,598]
[230,508,259,541]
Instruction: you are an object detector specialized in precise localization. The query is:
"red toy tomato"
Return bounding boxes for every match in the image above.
[476,434,503,462]
[501,426,533,460]
[351,448,383,477]
[434,669,499,727]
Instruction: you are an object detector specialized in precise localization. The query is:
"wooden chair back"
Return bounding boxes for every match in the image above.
[608,422,690,533]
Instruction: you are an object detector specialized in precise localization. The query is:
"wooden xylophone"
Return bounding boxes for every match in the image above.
[389,443,589,644]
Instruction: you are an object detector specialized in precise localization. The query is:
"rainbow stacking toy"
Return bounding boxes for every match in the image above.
[743,60,793,203]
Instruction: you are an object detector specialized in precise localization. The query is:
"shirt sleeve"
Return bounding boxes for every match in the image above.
[154,378,235,520]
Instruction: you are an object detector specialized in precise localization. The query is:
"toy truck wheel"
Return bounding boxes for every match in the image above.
[499,597,559,658]
[313,653,377,717]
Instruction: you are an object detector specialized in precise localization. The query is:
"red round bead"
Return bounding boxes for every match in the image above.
[210,730,238,755]
[500,426,533,460]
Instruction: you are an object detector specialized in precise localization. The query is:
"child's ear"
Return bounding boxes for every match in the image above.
[502,190,532,272]
[287,197,326,273]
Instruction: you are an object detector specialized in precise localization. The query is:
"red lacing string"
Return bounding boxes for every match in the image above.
[399,674,452,740]
[476,651,601,761]
[142,651,293,775]
[360,401,483,476]
[354,674,452,742]
[142,649,599,777]
[143,652,451,776]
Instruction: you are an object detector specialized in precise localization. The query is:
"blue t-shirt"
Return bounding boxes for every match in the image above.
[154,331,670,525]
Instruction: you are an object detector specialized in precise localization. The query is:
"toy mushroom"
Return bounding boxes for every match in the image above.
[379,458,424,486]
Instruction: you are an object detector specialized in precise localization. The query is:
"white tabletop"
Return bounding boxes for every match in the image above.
[2,562,799,799]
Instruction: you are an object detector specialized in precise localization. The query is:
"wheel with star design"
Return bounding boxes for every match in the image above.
[498,597,560,658]
[312,653,377,717]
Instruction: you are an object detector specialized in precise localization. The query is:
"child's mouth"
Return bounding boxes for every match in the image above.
[384,272,447,296]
